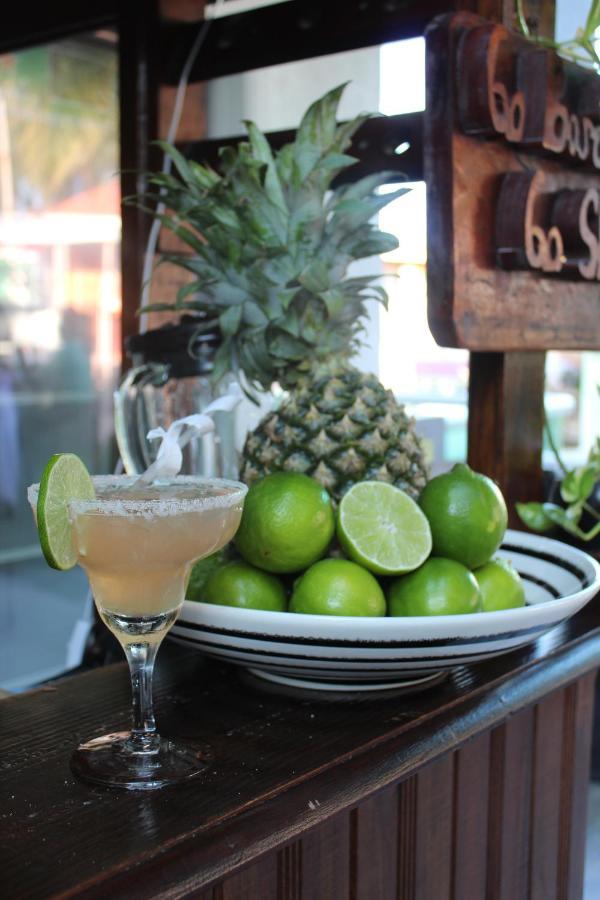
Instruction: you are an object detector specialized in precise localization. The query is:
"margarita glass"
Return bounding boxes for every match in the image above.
[28,474,247,790]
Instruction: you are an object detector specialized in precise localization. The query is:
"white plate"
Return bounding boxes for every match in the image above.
[170,530,600,692]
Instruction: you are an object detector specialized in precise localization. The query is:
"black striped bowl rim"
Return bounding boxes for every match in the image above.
[170,529,600,685]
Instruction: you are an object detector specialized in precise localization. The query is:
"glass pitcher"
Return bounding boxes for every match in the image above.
[114,317,251,480]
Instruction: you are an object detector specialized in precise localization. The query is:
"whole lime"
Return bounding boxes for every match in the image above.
[388,557,481,616]
[418,463,507,569]
[290,559,386,616]
[235,472,335,573]
[186,550,227,601]
[473,558,526,612]
[204,560,287,611]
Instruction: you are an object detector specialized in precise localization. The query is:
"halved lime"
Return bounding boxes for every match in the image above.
[37,453,95,570]
[337,481,432,575]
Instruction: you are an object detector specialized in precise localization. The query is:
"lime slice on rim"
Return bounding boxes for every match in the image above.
[37,453,95,571]
[337,481,432,575]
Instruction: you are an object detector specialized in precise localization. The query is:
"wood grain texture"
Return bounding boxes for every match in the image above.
[197,678,594,899]
[529,690,566,900]
[452,732,491,900]
[424,12,600,351]
[558,674,597,900]
[352,787,398,900]
[1,608,598,899]
[467,351,545,513]
[414,755,454,900]
[118,0,160,365]
[487,708,536,900]
[0,0,119,55]
[397,776,418,899]
[159,0,452,85]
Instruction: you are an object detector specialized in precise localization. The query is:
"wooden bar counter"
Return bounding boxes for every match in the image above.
[1,603,598,900]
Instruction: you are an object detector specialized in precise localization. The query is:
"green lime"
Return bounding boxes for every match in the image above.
[36,453,95,571]
[204,561,287,611]
[473,558,526,612]
[234,472,335,573]
[418,463,507,569]
[388,557,482,616]
[337,481,432,575]
[186,550,228,601]
[290,558,386,616]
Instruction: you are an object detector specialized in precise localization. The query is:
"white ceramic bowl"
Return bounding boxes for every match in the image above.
[169,530,600,693]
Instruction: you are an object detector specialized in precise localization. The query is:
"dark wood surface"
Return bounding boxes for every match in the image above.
[159,0,452,86]
[0,0,119,55]
[424,13,600,352]
[467,351,545,517]
[1,601,598,899]
[118,0,160,368]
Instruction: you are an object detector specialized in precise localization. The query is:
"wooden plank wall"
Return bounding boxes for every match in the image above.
[194,674,596,900]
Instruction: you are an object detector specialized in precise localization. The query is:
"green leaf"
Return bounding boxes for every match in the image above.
[298,260,331,293]
[219,305,243,337]
[330,172,407,206]
[153,141,197,190]
[583,0,600,38]
[244,120,287,212]
[515,502,556,532]
[342,230,399,258]
[293,83,348,180]
[318,288,345,317]
[268,329,308,361]
[242,301,269,327]
[319,152,359,170]
[175,281,202,307]
[212,283,247,306]
[211,340,235,383]
[333,113,370,153]
[560,465,598,504]
[137,302,178,314]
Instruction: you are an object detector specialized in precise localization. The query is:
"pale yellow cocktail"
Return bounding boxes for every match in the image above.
[69,477,244,644]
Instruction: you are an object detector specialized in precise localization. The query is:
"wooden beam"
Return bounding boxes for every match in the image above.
[118,1,160,365]
[160,0,452,85]
[0,1,119,55]
[467,352,546,522]
[462,0,555,512]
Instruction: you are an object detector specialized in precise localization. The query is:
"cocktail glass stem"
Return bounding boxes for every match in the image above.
[124,641,160,754]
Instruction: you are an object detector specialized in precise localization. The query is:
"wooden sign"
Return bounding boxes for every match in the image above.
[424,13,600,351]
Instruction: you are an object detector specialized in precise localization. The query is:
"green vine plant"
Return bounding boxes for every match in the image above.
[516,0,600,70]
[516,388,600,542]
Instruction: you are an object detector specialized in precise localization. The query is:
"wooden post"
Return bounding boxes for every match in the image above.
[466,0,555,509]
[468,352,546,525]
[118,0,160,367]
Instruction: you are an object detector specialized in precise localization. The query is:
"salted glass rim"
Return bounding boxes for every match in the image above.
[27,474,248,517]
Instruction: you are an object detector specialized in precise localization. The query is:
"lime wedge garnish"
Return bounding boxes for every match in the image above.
[337,481,432,575]
[37,453,95,570]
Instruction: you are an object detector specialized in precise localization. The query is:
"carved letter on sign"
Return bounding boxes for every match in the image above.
[425,13,600,352]
[496,173,600,280]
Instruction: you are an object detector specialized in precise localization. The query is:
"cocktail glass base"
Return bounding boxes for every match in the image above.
[70,731,209,790]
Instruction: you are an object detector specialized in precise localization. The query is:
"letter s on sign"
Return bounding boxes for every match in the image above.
[579,189,600,280]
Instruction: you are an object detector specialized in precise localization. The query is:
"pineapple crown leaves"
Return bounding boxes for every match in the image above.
[133,84,406,393]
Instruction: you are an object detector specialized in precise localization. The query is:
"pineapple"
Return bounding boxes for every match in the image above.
[137,84,428,502]
[242,368,427,501]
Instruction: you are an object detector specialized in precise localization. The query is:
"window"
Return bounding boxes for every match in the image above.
[0,30,120,691]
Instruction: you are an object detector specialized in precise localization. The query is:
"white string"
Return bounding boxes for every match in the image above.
[138,0,227,333]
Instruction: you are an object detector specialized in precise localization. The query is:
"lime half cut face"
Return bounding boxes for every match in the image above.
[337,481,432,575]
[36,453,96,570]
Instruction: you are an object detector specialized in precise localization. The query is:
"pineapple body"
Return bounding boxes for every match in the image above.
[241,368,428,503]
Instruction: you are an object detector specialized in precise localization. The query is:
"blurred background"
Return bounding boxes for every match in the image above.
[0,0,597,691]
